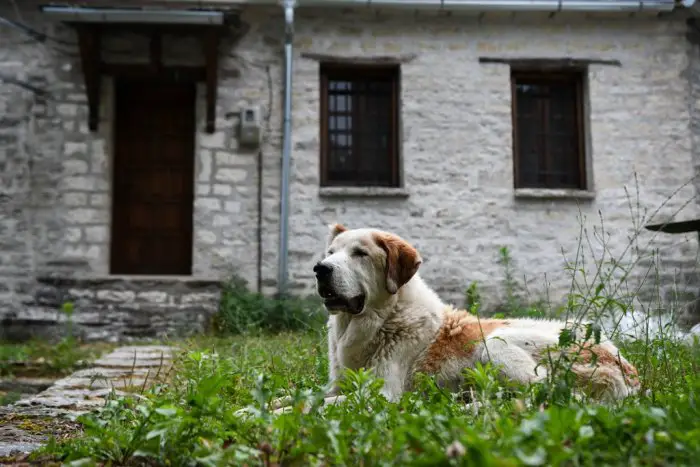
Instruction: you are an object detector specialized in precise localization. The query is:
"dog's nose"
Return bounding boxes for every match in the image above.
[313,262,333,279]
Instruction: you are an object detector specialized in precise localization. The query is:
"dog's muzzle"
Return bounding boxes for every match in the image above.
[313,261,365,314]
[321,293,365,314]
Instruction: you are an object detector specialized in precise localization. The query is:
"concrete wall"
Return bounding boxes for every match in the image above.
[1,4,698,321]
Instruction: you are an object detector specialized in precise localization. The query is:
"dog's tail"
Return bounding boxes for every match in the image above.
[567,346,640,400]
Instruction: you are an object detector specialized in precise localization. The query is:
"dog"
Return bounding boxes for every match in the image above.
[308,224,640,406]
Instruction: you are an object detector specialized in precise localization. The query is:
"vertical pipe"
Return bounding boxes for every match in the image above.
[257,147,263,293]
[278,0,295,297]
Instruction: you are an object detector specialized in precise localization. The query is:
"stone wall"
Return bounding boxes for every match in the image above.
[2,3,700,340]
[0,10,66,317]
[276,8,700,311]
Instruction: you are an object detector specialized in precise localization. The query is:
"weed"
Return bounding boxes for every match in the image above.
[0,299,112,379]
[213,275,327,335]
[0,339,111,378]
[498,245,523,313]
[0,391,22,406]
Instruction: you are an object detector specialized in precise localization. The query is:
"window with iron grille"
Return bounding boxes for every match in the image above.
[511,70,587,190]
[320,64,400,187]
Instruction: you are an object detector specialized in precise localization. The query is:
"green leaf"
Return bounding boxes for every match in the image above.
[558,328,576,347]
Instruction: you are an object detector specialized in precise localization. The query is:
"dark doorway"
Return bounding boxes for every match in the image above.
[110,80,196,275]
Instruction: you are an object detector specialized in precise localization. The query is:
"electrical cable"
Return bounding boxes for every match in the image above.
[0,73,50,95]
[0,15,77,46]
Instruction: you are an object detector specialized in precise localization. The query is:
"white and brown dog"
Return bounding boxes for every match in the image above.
[271,224,640,413]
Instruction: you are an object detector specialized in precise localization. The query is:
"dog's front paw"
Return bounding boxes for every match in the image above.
[270,395,294,410]
[271,393,348,415]
[233,395,295,418]
[272,405,297,415]
[322,393,347,406]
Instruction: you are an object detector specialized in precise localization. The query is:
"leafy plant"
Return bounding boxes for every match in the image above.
[213,275,327,335]
[34,333,700,467]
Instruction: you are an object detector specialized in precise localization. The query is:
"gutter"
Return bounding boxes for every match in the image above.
[148,0,686,12]
[270,0,681,11]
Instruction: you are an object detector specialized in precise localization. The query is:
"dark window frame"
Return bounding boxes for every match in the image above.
[319,63,401,188]
[511,69,587,191]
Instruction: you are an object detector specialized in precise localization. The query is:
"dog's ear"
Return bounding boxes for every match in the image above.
[326,223,347,246]
[373,232,422,294]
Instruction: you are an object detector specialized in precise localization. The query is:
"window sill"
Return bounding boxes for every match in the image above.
[514,188,595,200]
[319,187,410,198]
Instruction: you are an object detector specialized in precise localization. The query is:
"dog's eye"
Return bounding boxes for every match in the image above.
[327,250,334,256]
[352,249,368,258]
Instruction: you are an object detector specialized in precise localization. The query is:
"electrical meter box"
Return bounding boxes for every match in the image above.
[239,106,262,148]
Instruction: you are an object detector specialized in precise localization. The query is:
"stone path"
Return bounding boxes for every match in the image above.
[0,345,174,459]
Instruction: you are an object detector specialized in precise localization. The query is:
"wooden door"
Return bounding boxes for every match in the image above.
[110,80,196,275]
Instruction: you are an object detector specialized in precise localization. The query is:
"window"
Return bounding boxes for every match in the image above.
[511,70,587,190]
[320,64,400,187]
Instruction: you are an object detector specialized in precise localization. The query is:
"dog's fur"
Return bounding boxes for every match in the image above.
[312,224,640,404]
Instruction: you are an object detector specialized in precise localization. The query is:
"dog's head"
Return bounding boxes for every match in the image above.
[313,224,422,315]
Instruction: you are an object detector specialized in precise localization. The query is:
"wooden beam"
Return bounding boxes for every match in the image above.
[70,22,225,132]
[645,219,700,234]
[76,25,102,131]
[66,22,228,36]
[102,64,206,82]
[203,30,221,134]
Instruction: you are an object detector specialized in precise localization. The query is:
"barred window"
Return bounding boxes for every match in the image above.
[320,64,400,187]
[511,71,586,190]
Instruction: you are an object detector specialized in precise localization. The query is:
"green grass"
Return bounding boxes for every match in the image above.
[30,328,700,467]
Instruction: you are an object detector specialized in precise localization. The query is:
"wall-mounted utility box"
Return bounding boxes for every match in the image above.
[238,106,261,148]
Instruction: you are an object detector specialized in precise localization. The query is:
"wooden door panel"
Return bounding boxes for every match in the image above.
[110,80,195,275]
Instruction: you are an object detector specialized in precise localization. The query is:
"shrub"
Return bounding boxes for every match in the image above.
[213,276,327,335]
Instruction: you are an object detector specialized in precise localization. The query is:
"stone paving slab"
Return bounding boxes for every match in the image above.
[1,345,175,460]
[0,425,44,458]
[13,345,173,415]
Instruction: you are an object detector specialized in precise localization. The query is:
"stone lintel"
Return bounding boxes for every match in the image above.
[478,56,622,68]
[301,52,417,66]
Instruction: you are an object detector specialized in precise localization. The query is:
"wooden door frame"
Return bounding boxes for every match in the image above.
[72,22,223,133]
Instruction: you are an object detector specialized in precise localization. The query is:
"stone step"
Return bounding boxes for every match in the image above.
[3,275,222,342]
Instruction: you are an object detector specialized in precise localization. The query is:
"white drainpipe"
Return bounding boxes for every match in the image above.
[278,0,295,297]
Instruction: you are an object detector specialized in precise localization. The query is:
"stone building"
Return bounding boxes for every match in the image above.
[2,0,700,340]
